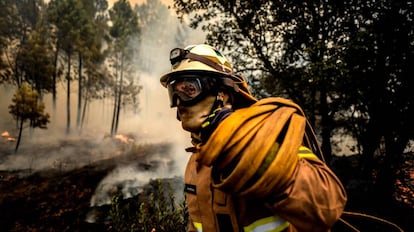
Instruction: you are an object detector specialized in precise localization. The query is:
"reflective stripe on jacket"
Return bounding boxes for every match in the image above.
[192,215,290,232]
[244,215,290,232]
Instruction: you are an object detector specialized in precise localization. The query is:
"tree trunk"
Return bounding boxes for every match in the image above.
[114,58,124,134]
[66,52,71,135]
[80,91,89,132]
[320,86,332,163]
[80,71,93,133]
[14,118,24,153]
[76,52,82,129]
[111,59,119,136]
[52,42,59,111]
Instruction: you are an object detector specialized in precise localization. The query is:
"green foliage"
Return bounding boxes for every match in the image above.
[172,0,413,200]
[0,0,46,85]
[109,178,187,232]
[110,192,131,232]
[18,23,55,94]
[8,82,50,152]
[107,0,141,135]
[109,0,139,47]
[8,82,50,129]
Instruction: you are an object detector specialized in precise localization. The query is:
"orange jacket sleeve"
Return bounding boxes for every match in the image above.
[266,157,347,231]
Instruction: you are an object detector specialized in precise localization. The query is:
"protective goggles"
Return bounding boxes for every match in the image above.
[167,75,216,107]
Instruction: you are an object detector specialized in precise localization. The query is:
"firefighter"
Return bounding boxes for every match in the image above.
[160,44,347,232]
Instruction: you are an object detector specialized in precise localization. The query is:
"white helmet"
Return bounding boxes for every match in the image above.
[160,44,257,108]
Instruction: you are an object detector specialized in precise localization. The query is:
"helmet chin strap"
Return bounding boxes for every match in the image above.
[178,91,232,144]
[199,91,233,142]
[204,91,224,121]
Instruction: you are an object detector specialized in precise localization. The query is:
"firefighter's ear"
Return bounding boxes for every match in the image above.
[218,91,233,107]
[216,92,225,107]
[217,91,225,101]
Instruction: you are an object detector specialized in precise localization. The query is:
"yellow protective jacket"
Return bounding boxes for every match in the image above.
[184,98,347,232]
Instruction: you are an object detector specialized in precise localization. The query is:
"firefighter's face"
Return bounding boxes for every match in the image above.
[177,95,217,133]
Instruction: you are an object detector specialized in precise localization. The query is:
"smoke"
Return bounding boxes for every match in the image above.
[90,152,176,207]
[88,0,205,206]
[0,0,206,207]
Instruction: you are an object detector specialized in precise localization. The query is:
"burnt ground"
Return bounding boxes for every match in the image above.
[0,137,413,232]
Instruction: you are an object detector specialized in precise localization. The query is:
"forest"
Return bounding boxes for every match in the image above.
[0,0,413,231]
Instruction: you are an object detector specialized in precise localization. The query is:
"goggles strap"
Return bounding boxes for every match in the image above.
[179,53,245,93]
[184,52,234,75]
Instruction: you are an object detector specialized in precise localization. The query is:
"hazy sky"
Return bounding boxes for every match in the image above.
[42,0,174,7]
[109,0,173,7]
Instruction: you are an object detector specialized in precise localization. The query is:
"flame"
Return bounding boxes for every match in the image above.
[1,131,15,142]
[1,131,10,137]
[115,134,134,144]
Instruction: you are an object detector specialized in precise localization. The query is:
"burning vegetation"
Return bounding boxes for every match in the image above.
[1,131,16,142]
[0,135,187,231]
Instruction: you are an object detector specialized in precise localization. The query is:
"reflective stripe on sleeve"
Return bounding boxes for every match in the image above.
[244,215,290,232]
[193,222,202,232]
[298,146,318,159]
